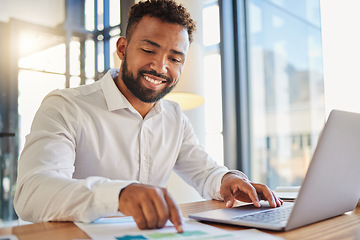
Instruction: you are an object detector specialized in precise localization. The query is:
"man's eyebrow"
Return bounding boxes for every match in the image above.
[141,39,160,48]
[141,39,185,57]
[170,49,185,57]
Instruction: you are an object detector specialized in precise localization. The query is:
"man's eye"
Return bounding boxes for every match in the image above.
[142,49,154,54]
[171,58,181,63]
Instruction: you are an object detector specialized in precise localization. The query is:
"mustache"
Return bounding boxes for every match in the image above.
[139,70,171,83]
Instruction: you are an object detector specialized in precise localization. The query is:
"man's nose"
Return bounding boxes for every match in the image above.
[150,55,168,75]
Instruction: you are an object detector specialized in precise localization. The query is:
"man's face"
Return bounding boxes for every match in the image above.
[121,54,176,103]
[118,16,190,103]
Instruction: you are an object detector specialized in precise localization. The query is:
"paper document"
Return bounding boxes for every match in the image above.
[76,216,284,240]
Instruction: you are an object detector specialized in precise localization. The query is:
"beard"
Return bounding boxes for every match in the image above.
[121,56,178,103]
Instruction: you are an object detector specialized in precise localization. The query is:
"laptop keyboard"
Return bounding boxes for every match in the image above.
[233,205,293,224]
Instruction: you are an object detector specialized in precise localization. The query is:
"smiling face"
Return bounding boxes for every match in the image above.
[116,16,190,104]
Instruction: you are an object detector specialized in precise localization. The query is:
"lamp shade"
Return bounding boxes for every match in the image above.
[164,92,204,111]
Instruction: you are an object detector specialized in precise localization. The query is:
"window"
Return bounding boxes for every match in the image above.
[84,0,124,78]
[18,30,68,152]
[247,0,324,189]
[220,0,324,189]
[203,1,224,165]
[18,0,125,152]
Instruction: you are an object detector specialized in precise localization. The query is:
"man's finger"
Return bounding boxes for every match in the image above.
[141,199,159,229]
[256,184,276,207]
[151,188,170,229]
[222,189,235,208]
[131,203,147,230]
[239,183,261,207]
[163,189,183,233]
[271,191,283,206]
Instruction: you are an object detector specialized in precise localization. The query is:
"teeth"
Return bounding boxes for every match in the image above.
[144,76,162,85]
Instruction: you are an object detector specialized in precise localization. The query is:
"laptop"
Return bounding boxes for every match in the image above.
[189,109,360,231]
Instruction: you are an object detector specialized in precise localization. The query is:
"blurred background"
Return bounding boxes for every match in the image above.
[0,0,359,226]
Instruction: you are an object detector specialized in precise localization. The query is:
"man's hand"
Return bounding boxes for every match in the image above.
[220,172,283,208]
[118,183,183,233]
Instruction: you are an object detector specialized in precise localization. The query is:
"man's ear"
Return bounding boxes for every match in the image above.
[116,37,127,61]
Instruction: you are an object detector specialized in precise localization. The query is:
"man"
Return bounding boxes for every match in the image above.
[14,0,282,233]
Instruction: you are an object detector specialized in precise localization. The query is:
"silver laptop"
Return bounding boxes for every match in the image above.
[189,110,360,231]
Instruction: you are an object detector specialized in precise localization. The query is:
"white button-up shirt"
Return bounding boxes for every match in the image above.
[14,69,229,223]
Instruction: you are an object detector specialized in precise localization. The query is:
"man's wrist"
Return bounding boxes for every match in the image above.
[221,170,248,183]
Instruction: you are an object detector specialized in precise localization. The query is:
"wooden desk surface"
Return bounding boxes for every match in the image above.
[1,200,360,240]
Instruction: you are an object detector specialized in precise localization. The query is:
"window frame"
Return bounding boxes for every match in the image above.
[219,0,251,174]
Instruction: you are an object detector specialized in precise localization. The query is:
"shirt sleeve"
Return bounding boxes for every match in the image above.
[173,113,230,201]
[14,93,137,223]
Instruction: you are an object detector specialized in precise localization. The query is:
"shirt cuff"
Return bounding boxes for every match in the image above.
[213,170,249,201]
[87,180,138,222]
[221,170,248,183]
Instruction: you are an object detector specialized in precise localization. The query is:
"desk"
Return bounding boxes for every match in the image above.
[1,200,360,240]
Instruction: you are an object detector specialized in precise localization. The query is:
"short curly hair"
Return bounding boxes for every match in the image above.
[126,0,196,43]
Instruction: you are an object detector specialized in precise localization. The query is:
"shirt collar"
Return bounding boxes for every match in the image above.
[100,69,165,115]
[101,69,132,111]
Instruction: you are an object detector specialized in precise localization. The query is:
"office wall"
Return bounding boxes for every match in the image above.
[320,0,360,117]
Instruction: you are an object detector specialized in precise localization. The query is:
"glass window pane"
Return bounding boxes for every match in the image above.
[267,0,321,27]
[70,76,81,88]
[247,0,324,189]
[18,30,65,74]
[203,2,223,170]
[97,40,104,73]
[86,78,95,85]
[204,53,223,134]
[110,0,120,26]
[203,5,220,46]
[110,36,119,68]
[85,40,95,78]
[85,0,95,31]
[18,44,65,74]
[109,28,121,37]
[204,53,224,165]
[97,0,104,30]
[70,40,80,76]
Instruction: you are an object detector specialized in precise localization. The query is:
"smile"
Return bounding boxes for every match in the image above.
[144,75,165,85]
